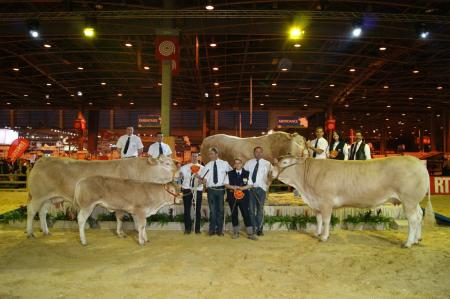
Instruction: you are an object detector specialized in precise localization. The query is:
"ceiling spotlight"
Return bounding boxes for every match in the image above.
[83,17,96,38]
[427,106,431,109]
[77,91,83,96]
[215,94,220,97]
[289,26,305,40]
[46,83,52,86]
[386,105,391,108]
[101,82,106,85]
[260,103,264,106]
[43,44,51,48]
[46,102,51,105]
[212,66,219,71]
[143,66,150,70]
[344,104,349,108]
[265,94,269,97]
[214,82,219,86]
[216,102,221,106]
[383,85,389,89]
[436,86,443,90]
[204,92,209,98]
[413,70,419,74]
[349,68,356,72]
[23,94,28,97]
[314,95,320,98]
[6,102,11,105]
[281,68,288,72]
[13,67,19,71]
[417,23,430,39]
[88,102,93,105]
[125,42,133,47]
[294,43,301,48]
[117,93,123,97]
[205,1,214,10]
[209,43,217,47]
[45,94,50,99]
[408,97,414,100]
[379,47,387,51]
[173,102,178,106]
[77,66,84,70]
[130,102,134,105]
[329,84,335,87]
[157,82,162,86]
[27,19,40,38]
[303,104,308,107]
[351,19,363,38]
[271,82,277,86]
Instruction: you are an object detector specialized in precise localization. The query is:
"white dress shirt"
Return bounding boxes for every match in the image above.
[148,141,172,158]
[244,158,271,192]
[180,163,204,191]
[350,141,372,160]
[309,137,328,159]
[327,142,349,160]
[116,134,144,158]
[201,159,232,188]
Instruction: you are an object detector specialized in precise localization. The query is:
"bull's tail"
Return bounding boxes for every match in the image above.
[424,175,436,227]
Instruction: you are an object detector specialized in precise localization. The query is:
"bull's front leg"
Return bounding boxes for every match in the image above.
[315,211,323,237]
[319,206,333,242]
[135,212,147,246]
[115,211,127,238]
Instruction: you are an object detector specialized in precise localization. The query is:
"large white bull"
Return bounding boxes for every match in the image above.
[272,155,433,247]
[26,156,178,238]
[200,132,307,165]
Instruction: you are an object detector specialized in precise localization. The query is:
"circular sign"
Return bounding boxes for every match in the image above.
[158,40,176,57]
[233,189,245,200]
[190,164,200,174]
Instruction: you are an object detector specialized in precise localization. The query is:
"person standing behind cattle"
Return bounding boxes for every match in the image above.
[244,147,271,236]
[201,147,232,236]
[116,127,144,158]
[349,131,372,160]
[307,127,328,159]
[327,131,349,160]
[148,132,172,158]
[180,153,204,234]
[224,158,257,240]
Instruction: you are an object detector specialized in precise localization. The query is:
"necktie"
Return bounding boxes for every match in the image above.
[213,161,218,184]
[252,160,259,183]
[159,142,163,156]
[351,144,356,160]
[190,176,195,188]
[123,136,130,155]
[313,139,319,158]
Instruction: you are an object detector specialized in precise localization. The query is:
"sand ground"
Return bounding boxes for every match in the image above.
[0,226,449,299]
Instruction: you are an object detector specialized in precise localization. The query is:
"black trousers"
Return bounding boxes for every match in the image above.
[182,189,202,232]
[227,196,252,228]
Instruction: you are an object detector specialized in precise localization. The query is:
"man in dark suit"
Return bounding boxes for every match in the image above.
[224,158,257,240]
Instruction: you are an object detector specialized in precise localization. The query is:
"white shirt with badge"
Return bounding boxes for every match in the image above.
[244,158,272,192]
[180,163,204,191]
[201,159,232,188]
[148,141,172,159]
[350,141,372,160]
[116,134,144,158]
[308,137,329,159]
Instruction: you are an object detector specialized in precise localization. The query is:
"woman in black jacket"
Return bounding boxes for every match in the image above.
[328,131,349,160]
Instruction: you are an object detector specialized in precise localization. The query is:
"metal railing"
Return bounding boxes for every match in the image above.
[0,172,28,191]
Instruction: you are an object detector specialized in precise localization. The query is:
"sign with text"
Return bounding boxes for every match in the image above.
[277,116,308,128]
[430,176,450,195]
[137,114,161,128]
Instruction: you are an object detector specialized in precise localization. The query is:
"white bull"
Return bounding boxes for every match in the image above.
[272,155,434,248]
[27,156,178,238]
[75,177,181,246]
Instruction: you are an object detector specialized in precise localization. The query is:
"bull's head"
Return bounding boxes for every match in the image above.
[146,156,180,182]
[271,155,303,180]
[289,133,309,158]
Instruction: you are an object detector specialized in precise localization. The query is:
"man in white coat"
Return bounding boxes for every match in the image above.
[148,132,172,158]
[116,127,144,158]
[308,126,328,159]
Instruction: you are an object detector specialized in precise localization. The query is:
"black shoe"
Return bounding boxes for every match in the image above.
[217,232,224,236]
[257,231,264,236]
[195,231,201,234]
[184,231,191,235]
[208,231,215,236]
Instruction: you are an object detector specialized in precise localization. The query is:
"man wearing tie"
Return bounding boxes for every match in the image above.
[349,131,372,160]
[244,147,271,236]
[201,147,232,236]
[116,127,144,158]
[308,126,328,159]
[224,158,257,240]
[148,132,172,158]
[179,153,204,234]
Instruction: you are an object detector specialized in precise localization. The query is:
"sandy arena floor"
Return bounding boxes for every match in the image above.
[0,226,449,299]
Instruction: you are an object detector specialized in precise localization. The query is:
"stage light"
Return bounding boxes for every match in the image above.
[216,102,221,106]
[205,1,214,10]
[46,83,52,86]
[417,23,429,39]
[101,82,106,85]
[6,102,11,105]
[173,102,178,106]
[349,68,356,72]
[77,66,84,70]
[23,94,28,97]
[43,44,51,48]
[303,104,308,107]
[413,70,419,74]
[294,43,301,48]
[46,102,51,105]
[214,82,219,86]
[129,102,134,105]
[427,106,431,109]
[117,93,123,96]
[125,42,133,47]
[13,67,19,71]
[289,26,304,40]
[379,47,387,51]
[215,94,220,97]
[409,97,414,100]
[88,102,93,105]
[315,95,319,98]
[352,27,362,37]
[83,17,96,38]
[271,82,277,86]
[212,66,219,71]
[281,68,288,72]
[329,84,335,87]
[386,105,391,108]
[436,86,443,90]
[210,43,217,47]
[143,66,150,70]
[77,91,83,96]
[27,20,40,39]
[260,103,264,106]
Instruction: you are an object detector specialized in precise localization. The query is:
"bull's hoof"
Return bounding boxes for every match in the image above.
[319,236,329,242]
[117,233,127,239]
[42,232,52,237]
[314,233,321,238]
[401,243,412,249]
[27,233,36,239]
[81,241,88,246]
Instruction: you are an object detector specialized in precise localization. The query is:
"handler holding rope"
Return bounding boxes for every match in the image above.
[180,153,204,234]
[224,158,257,240]
[244,147,271,236]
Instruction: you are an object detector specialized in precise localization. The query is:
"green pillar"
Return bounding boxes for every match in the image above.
[161,60,172,136]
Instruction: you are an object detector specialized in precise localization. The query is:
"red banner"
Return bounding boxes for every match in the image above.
[7,138,30,162]
[430,176,450,195]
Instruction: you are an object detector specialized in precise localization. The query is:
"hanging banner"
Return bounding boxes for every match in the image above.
[7,138,30,162]
[277,116,308,128]
[138,114,161,128]
[325,118,336,132]
[155,36,179,61]
[430,176,450,195]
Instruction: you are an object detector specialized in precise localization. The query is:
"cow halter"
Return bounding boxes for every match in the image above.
[274,160,298,180]
[164,184,180,204]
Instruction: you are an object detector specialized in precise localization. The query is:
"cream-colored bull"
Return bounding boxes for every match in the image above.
[75,176,181,246]
[26,156,178,238]
[272,155,434,248]
[200,132,308,165]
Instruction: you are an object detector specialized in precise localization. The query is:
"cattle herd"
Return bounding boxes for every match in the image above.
[25,132,433,248]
